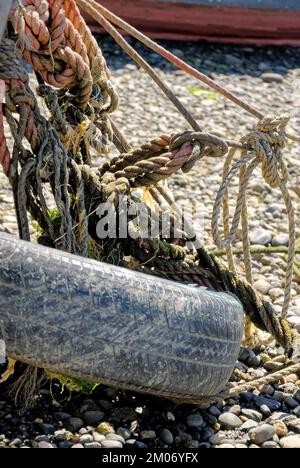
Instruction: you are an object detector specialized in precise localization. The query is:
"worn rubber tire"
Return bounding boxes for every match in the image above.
[0,233,244,400]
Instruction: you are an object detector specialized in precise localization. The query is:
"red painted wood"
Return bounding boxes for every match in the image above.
[83,0,300,45]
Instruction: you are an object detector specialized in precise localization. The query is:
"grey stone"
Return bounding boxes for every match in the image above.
[84,442,102,449]
[241,409,263,422]
[186,413,204,428]
[101,439,123,448]
[261,441,280,449]
[260,405,272,417]
[249,228,272,246]
[240,420,259,431]
[253,279,271,295]
[83,411,105,426]
[272,234,289,246]
[79,434,94,444]
[208,406,222,417]
[261,73,284,83]
[106,433,125,444]
[218,413,242,430]
[293,388,300,403]
[217,443,235,449]
[38,441,56,449]
[255,396,282,411]
[116,427,131,440]
[249,425,276,445]
[140,430,156,440]
[158,428,174,445]
[65,417,84,432]
[280,435,300,449]
[284,397,299,409]
[92,432,106,443]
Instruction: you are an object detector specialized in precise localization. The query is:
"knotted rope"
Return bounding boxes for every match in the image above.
[212,114,296,321]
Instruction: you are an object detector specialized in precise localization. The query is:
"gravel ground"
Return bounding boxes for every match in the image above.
[0,37,300,449]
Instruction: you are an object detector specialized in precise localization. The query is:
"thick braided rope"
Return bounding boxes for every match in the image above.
[212,115,296,321]
[9,0,117,112]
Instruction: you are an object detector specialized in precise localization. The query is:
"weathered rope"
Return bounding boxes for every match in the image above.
[212,115,296,320]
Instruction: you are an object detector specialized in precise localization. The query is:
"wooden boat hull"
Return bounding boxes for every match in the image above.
[85,1,300,45]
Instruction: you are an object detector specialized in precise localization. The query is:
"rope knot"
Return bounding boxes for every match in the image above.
[170,131,228,173]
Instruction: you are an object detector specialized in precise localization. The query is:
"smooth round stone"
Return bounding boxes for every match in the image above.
[65,417,84,432]
[218,413,242,430]
[254,279,272,295]
[84,442,102,449]
[209,432,226,446]
[71,444,84,449]
[38,441,56,449]
[271,234,289,246]
[116,427,131,440]
[101,439,123,449]
[280,435,300,449]
[209,406,222,417]
[249,229,272,246]
[249,425,276,445]
[285,397,299,409]
[83,411,105,426]
[261,72,284,83]
[273,421,288,437]
[241,409,263,422]
[217,444,235,449]
[79,434,93,444]
[92,432,105,443]
[186,414,204,428]
[240,420,259,432]
[287,316,300,332]
[261,441,280,449]
[158,428,174,445]
[260,405,272,417]
[106,433,125,444]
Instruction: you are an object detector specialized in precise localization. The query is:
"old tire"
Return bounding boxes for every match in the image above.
[0,233,244,401]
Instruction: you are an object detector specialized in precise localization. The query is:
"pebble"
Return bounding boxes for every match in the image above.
[241,420,259,431]
[260,405,272,417]
[96,422,115,435]
[261,72,284,83]
[272,234,289,246]
[273,421,288,437]
[106,433,125,444]
[217,443,235,449]
[101,439,123,449]
[218,413,242,430]
[38,441,56,449]
[249,228,272,245]
[255,397,282,412]
[83,411,105,426]
[158,428,174,445]
[284,397,299,410]
[241,409,263,422]
[65,417,84,432]
[116,427,131,440]
[84,442,102,449]
[279,435,300,449]
[140,430,156,440]
[253,279,271,295]
[249,425,276,445]
[71,444,84,449]
[186,413,204,428]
